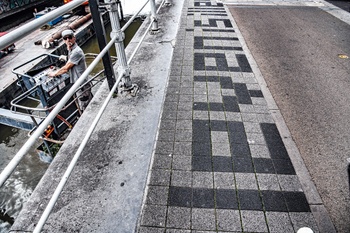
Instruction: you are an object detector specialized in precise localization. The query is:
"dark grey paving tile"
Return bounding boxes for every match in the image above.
[283,191,311,212]
[193,188,215,208]
[210,120,227,131]
[234,83,252,104]
[216,189,239,209]
[261,190,288,212]
[249,90,264,98]
[192,156,212,171]
[253,158,275,174]
[237,190,263,211]
[192,141,211,156]
[273,159,296,175]
[169,186,192,208]
[227,121,247,143]
[260,123,289,159]
[220,76,234,89]
[230,143,251,157]
[236,54,252,72]
[223,96,240,112]
[153,154,172,170]
[212,156,233,172]
[194,102,209,111]
[209,102,224,111]
[150,169,171,186]
[232,157,254,173]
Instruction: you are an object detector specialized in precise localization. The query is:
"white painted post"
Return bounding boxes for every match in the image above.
[149,0,159,31]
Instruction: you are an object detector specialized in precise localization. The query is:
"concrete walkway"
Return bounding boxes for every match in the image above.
[136,0,336,232]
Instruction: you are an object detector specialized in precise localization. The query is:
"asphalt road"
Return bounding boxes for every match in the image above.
[228,5,350,233]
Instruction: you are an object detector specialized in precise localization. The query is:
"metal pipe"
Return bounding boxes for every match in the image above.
[0,0,86,50]
[0,35,118,188]
[33,51,123,233]
[149,0,159,31]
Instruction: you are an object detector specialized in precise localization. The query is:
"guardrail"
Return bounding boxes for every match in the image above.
[0,0,170,231]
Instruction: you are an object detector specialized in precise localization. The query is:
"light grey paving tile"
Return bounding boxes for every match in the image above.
[166,206,191,229]
[246,132,266,145]
[193,93,207,101]
[179,94,193,102]
[252,97,267,106]
[213,172,235,189]
[257,113,275,123]
[225,112,242,121]
[278,175,303,192]
[171,170,192,187]
[193,110,209,120]
[250,144,270,158]
[256,174,280,191]
[254,105,269,114]
[266,212,294,233]
[239,104,255,113]
[141,204,167,227]
[146,186,169,205]
[221,88,235,96]
[246,83,261,90]
[149,169,171,186]
[208,94,222,102]
[192,208,216,231]
[243,122,261,133]
[211,142,231,157]
[241,113,259,122]
[166,229,190,233]
[193,171,213,188]
[216,209,242,232]
[138,226,165,233]
[211,131,229,143]
[209,111,226,121]
[175,129,192,142]
[174,141,192,156]
[241,210,268,232]
[289,212,319,233]
[235,173,258,190]
[172,154,192,171]
[176,120,192,130]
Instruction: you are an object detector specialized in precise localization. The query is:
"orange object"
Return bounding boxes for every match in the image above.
[63,0,89,5]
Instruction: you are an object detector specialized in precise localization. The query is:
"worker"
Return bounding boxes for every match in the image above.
[48,29,92,111]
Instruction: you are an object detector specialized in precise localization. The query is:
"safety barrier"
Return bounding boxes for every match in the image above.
[0,0,170,231]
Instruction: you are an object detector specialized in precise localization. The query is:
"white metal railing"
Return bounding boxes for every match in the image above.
[0,0,170,231]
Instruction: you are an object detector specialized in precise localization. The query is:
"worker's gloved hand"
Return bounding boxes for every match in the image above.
[59,55,67,62]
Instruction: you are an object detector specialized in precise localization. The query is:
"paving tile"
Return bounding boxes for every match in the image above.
[261,190,288,212]
[192,208,216,231]
[212,156,233,172]
[166,229,190,233]
[250,144,271,158]
[152,154,172,170]
[138,226,165,233]
[215,188,239,209]
[278,174,303,192]
[172,154,192,170]
[216,209,242,231]
[210,131,229,143]
[166,206,191,229]
[213,172,235,189]
[209,111,226,120]
[174,142,192,156]
[253,158,275,173]
[273,158,296,175]
[232,157,254,173]
[146,186,169,206]
[141,204,167,227]
[256,173,280,191]
[283,191,311,212]
[238,190,263,211]
[175,129,192,142]
[193,171,213,188]
[192,156,212,172]
[241,210,268,232]
[193,188,215,208]
[171,170,192,187]
[235,173,258,190]
[289,212,319,233]
[149,169,171,186]
[168,186,192,208]
[265,212,294,233]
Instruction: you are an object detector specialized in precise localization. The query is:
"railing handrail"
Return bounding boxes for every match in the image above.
[0,0,167,231]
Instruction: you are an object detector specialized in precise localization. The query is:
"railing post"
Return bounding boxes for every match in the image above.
[164,0,172,6]
[149,0,159,32]
[104,0,132,89]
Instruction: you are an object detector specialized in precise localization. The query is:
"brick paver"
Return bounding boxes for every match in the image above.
[137,0,319,232]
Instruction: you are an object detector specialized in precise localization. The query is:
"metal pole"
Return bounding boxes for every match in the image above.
[164,0,172,6]
[149,0,159,32]
[89,0,116,90]
[0,0,86,50]
[105,0,132,89]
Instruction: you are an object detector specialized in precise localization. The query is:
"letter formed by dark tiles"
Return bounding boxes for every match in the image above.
[237,190,263,210]
[169,186,192,207]
[223,96,240,112]
[194,36,242,51]
[234,83,253,104]
[216,189,239,209]
[260,123,289,160]
[209,19,232,28]
[194,2,212,6]
[194,53,250,72]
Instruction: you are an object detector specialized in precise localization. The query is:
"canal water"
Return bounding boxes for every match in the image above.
[0,12,143,233]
